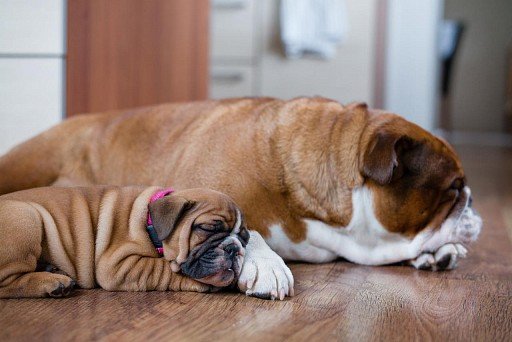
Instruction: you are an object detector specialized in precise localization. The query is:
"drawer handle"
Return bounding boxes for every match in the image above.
[212,0,247,10]
[211,72,244,83]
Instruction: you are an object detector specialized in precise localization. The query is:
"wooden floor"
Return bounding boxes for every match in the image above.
[1,145,512,341]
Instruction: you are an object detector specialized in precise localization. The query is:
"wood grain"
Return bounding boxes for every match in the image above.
[66,0,209,116]
[1,146,511,341]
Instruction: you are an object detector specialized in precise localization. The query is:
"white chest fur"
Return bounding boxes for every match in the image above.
[266,187,433,264]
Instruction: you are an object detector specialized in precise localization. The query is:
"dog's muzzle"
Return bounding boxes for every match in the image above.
[450,186,482,244]
[180,234,246,287]
[422,186,482,252]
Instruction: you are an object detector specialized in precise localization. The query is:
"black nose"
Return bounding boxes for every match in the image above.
[468,196,473,207]
[224,244,239,257]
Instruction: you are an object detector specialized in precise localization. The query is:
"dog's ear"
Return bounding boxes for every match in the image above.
[148,196,195,241]
[362,130,412,185]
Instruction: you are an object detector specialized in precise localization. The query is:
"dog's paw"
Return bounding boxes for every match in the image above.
[47,276,76,298]
[410,243,467,271]
[237,231,294,300]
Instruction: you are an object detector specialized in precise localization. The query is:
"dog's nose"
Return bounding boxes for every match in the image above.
[224,243,239,257]
[468,195,473,207]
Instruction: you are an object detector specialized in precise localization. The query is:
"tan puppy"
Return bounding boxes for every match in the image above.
[0,186,249,298]
[0,97,482,300]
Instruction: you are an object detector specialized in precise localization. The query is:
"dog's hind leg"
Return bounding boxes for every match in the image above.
[0,200,76,298]
[0,115,98,195]
[36,261,70,276]
[0,131,63,195]
[0,272,76,298]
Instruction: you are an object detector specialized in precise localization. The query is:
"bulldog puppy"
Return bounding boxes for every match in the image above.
[0,97,482,300]
[0,186,249,298]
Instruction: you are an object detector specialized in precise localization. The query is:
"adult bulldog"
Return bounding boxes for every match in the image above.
[0,97,482,300]
[0,186,249,298]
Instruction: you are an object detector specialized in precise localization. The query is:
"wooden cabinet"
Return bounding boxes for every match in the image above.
[66,0,210,116]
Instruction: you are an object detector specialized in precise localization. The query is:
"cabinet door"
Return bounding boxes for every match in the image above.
[0,59,63,154]
[211,0,255,61]
[210,66,254,99]
[67,0,210,116]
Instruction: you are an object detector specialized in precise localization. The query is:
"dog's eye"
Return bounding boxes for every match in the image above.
[192,223,212,232]
[212,220,225,230]
[193,221,225,232]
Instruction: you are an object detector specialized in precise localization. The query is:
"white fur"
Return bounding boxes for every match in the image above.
[266,186,481,266]
[410,243,468,270]
[238,185,481,299]
[237,231,294,300]
[266,225,337,263]
[232,208,242,234]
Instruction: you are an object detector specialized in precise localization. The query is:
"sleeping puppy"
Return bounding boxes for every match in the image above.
[0,186,249,298]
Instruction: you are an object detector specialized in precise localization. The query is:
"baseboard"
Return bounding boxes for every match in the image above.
[434,129,512,148]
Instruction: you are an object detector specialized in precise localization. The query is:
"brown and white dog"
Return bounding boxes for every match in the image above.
[0,186,249,298]
[0,97,482,300]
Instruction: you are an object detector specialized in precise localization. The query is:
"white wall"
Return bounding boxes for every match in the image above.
[0,0,65,155]
[384,0,443,131]
[0,59,64,155]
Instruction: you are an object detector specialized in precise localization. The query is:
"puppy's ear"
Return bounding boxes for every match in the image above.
[148,196,195,241]
[362,130,411,185]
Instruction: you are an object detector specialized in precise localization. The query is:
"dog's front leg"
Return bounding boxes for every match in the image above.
[237,231,294,300]
[96,255,211,293]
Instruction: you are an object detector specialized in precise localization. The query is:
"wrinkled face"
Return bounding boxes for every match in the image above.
[362,117,482,248]
[148,188,250,287]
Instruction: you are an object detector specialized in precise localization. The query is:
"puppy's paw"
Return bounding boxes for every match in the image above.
[237,231,294,300]
[47,275,76,298]
[410,243,467,271]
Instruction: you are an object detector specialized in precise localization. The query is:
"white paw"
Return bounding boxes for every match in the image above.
[410,243,467,271]
[237,231,294,300]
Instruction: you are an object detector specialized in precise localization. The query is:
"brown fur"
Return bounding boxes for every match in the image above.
[358,112,465,235]
[0,186,245,298]
[0,97,465,247]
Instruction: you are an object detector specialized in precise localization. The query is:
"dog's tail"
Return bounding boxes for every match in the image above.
[0,115,96,195]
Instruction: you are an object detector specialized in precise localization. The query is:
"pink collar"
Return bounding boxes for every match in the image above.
[147,188,174,256]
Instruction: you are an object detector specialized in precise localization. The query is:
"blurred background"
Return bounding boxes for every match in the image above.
[0,0,511,154]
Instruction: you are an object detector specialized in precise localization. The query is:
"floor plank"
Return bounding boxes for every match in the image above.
[1,145,511,341]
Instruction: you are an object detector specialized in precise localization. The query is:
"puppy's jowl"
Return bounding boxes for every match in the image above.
[0,186,249,298]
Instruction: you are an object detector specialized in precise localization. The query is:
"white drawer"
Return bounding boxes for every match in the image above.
[0,0,66,55]
[211,0,255,60]
[209,65,254,99]
[0,58,63,154]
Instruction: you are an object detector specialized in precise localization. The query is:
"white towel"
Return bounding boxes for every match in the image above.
[281,0,348,59]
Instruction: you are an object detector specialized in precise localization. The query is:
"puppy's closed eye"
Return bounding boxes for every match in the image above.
[193,220,225,233]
